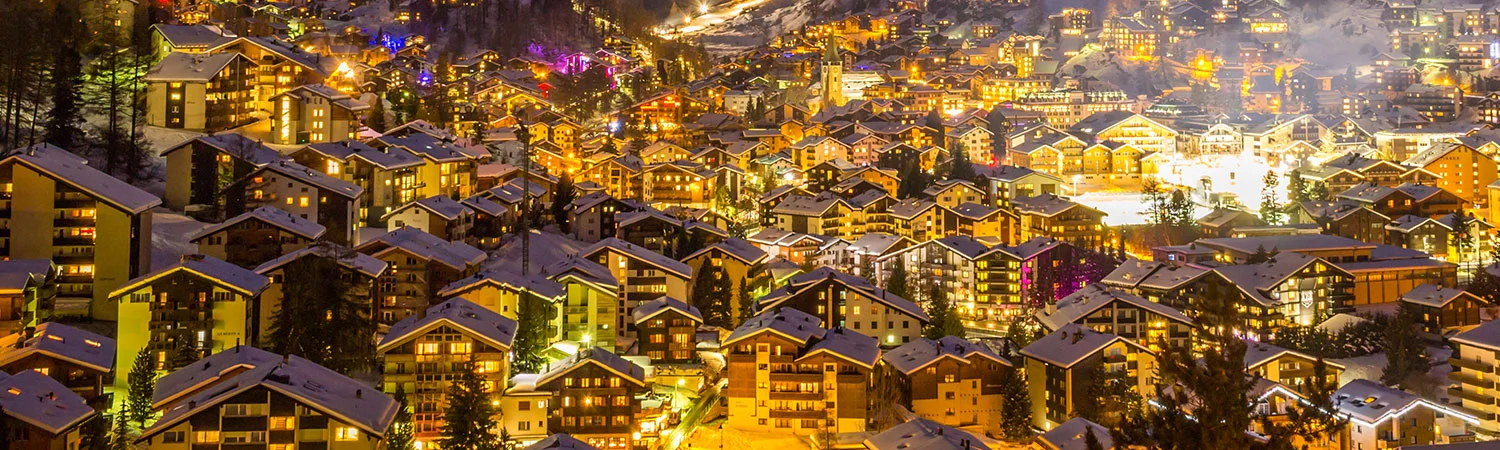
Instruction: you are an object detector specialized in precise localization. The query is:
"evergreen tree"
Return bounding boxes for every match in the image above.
[79,414,107,450]
[885,258,910,301]
[512,290,556,373]
[985,105,1009,159]
[670,226,706,260]
[925,110,946,148]
[922,284,963,339]
[43,0,88,152]
[439,357,500,450]
[1382,303,1429,388]
[1307,180,1330,201]
[83,26,153,183]
[691,264,734,328]
[998,370,1032,440]
[266,246,376,374]
[1075,365,1144,429]
[367,96,389,133]
[1083,427,1105,450]
[1287,170,1308,202]
[550,174,577,233]
[737,277,759,325]
[387,385,416,450]
[945,143,976,182]
[169,336,198,371]
[126,347,156,427]
[108,415,130,450]
[1260,170,1284,225]
[1449,212,1475,276]
[1247,244,1277,264]
[1142,283,1257,448]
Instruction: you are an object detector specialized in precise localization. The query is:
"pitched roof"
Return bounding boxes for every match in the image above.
[863,419,990,450]
[0,370,94,434]
[151,345,282,408]
[112,254,270,298]
[0,260,50,294]
[1211,253,1335,306]
[0,323,114,372]
[1037,417,1113,450]
[799,327,880,368]
[438,267,567,300]
[384,195,473,221]
[378,297,518,352]
[1020,324,1147,368]
[1333,379,1476,426]
[758,267,929,322]
[171,133,284,165]
[301,140,423,169]
[524,434,600,450]
[580,238,692,279]
[140,354,399,441]
[536,347,646,388]
[254,160,365,199]
[1243,341,1344,371]
[358,227,487,270]
[3,144,161,214]
[145,52,246,82]
[724,307,826,347]
[683,238,768,265]
[1399,283,1484,308]
[189,206,328,242]
[632,296,703,324]
[880,336,1010,375]
[253,243,389,278]
[1037,284,1191,331]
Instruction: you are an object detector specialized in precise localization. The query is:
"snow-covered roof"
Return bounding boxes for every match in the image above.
[536,347,646,388]
[461,195,509,217]
[3,144,161,214]
[524,434,600,450]
[438,267,566,300]
[379,297,518,352]
[152,24,236,49]
[682,238,767,265]
[145,52,246,82]
[1398,283,1480,308]
[1243,342,1343,372]
[632,296,703,324]
[1211,253,1333,307]
[1333,379,1476,426]
[152,345,282,408]
[189,206,328,242]
[254,160,364,200]
[0,260,51,294]
[1452,319,1500,351]
[358,227,486,270]
[758,267,929,323]
[862,419,990,450]
[0,323,113,373]
[724,307,826,347]
[383,195,473,221]
[580,238,691,279]
[1020,324,1147,368]
[799,327,879,368]
[173,133,284,165]
[373,133,483,163]
[1037,417,1113,450]
[1037,284,1191,331]
[253,243,389,278]
[274,84,368,111]
[880,336,1010,375]
[301,140,423,169]
[140,354,398,442]
[0,370,94,434]
[112,254,270,298]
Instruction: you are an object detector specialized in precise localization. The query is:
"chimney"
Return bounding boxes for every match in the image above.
[1071,332,1083,344]
[356,389,363,399]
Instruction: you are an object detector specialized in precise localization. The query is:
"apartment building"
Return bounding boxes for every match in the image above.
[581,238,692,332]
[145,52,257,131]
[879,236,1067,329]
[724,308,877,435]
[878,336,1011,435]
[252,243,387,346]
[632,296,701,364]
[757,267,929,346]
[0,370,96,449]
[437,268,566,319]
[189,206,326,269]
[290,140,423,227]
[356,227,486,324]
[681,238,769,324]
[1334,379,1477,448]
[136,353,399,450]
[1404,142,1497,208]
[270,83,369,145]
[109,254,269,399]
[382,195,477,244]
[1450,320,1500,437]
[377,297,516,445]
[163,133,283,212]
[1242,342,1345,397]
[1036,284,1193,353]
[541,256,622,351]
[369,133,485,201]
[534,347,648,450]
[1020,324,1156,430]
[1013,193,1109,249]
[222,160,364,246]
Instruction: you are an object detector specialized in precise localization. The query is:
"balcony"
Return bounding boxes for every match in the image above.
[1448,386,1496,405]
[1450,357,1492,373]
[1450,369,1495,389]
[767,409,826,420]
[768,391,823,401]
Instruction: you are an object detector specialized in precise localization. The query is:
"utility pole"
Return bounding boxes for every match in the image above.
[516,122,531,279]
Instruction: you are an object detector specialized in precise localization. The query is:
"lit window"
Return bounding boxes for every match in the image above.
[196,431,220,443]
[416,343,440,354]
[334,428,358,441]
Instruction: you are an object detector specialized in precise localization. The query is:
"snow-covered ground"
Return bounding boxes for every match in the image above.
[150,210,208,270]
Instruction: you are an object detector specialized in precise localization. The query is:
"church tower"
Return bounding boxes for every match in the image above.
[820,36,845,109]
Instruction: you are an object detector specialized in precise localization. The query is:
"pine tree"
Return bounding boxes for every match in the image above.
[439,357,500,450]
[1260,170,1284,225]
[79,414,107,450]
[1145,283,1257,448]
[692,264,734,328]
[387,385,416,450]
[107,415,130,450]
[945,142,976,182]
[266,246,375,374]
[127,347,156,427]
[885,258,910,301]
[925,109,946,148]
[169,336,198,371]
[1076,365,1143,429]
[1287,170,1308,203]
[1449,213,1475,276]
[367,96,389,133]
[998,370,1032,440]
[43,0,88,152]
[923,284,963,339]
[512,290,555,373]
[1382,303,1429,388]
[1083,427,1105,450]
[1247,244,1276,264]
[736,277,758,325]
[550,174,577,233]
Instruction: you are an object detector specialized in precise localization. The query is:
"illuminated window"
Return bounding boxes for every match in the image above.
[270,416,295,430]
[449,343,471,354]
[196,431,220,443]
[416,343,440,354]
[334,428,358,441]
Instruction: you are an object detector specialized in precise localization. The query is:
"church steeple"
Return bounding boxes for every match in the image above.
[820,36,845,110]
